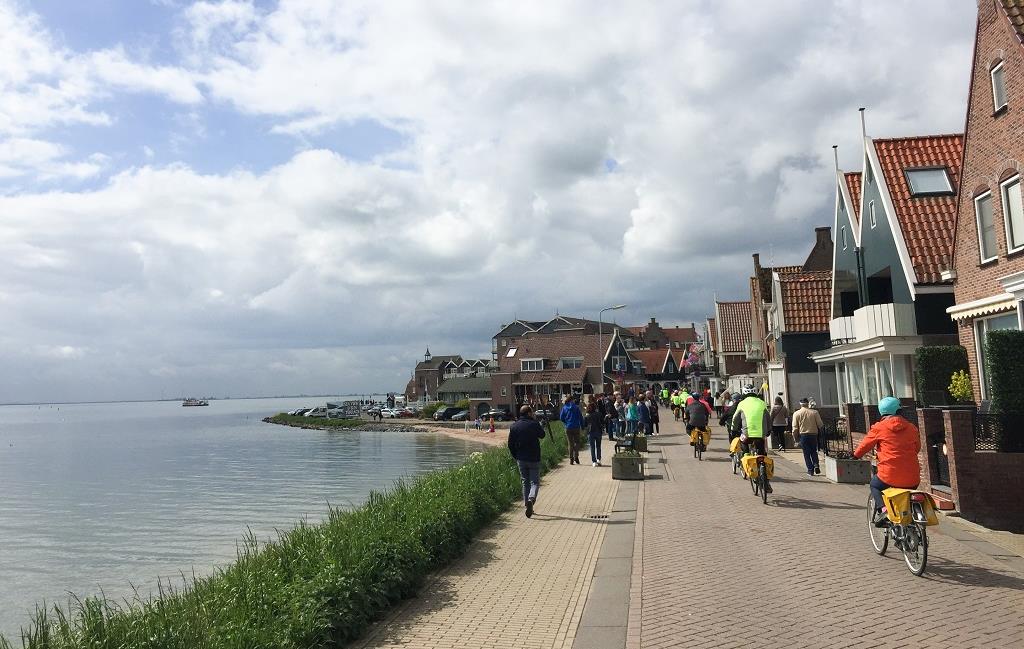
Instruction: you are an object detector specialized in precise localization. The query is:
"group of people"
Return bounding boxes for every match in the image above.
[558,391,663,467]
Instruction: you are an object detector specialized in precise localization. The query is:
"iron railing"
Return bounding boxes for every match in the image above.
[821,417,853,458]
[845,404,865,434]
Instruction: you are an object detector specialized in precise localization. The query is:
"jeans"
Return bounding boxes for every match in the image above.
[626,420,637,435]
[517,460,541,504]
[606,417,616,440]
[772,425,787,450]
[566,428,582,463]
[799,434,819,474]
[589,436,602,463]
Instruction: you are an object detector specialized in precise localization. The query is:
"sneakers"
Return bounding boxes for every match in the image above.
[596,460,602,466]
[526,498,535,518]
[765,481,773,494]
[873,508,889,528]
[814,466,821,475]
[592,461,598,467]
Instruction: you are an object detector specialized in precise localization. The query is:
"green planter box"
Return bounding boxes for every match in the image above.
[633,436,648,452]
[612,455,644,480]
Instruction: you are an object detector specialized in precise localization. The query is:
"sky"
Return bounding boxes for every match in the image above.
[0,0,977,403]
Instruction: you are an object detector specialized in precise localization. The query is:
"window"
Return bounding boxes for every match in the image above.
[869,200,877,228]
[841,225,848,250]
[976,312,1019,398]
[612,355,627,371]
[500,387,507,397]
[521,359,543,372]
[992,61,1008,112]
[975,192,997,262]
[1003,176,1024,252]
[905,168,953,196]
[559,357,583,369]
[864,358,878,404]
[501,338,508,347]
[506,347,518,358]
[632,361,642,374]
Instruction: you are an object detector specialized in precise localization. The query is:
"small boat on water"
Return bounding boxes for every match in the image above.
[182,398,209,407]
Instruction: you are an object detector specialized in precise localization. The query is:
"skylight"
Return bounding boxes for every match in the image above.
[905,168,953,196]
[506,347,518,357]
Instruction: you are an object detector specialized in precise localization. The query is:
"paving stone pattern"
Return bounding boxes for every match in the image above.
[637,418,1024,648]
[352,449,619,649]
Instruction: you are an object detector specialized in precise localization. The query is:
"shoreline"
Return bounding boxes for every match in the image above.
[263,415,506,447]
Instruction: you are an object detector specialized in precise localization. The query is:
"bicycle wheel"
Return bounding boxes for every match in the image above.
[696,437,703,461]
[750,469,758,494]
[867,494,888,555]
[759,466,768,504]
[732,453,739,475]
[902,524,928,576]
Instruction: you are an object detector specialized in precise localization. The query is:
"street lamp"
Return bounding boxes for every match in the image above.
[599,304,627,388]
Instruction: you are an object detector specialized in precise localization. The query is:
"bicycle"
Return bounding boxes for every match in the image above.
[739,444,770,504]
[867,488,937,576]
[691,427,709,460]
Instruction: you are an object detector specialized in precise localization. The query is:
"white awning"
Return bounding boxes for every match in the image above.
[946,293,1017,321]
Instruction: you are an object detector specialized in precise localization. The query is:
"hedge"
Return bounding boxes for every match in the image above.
[985,330,1024,451]
[2,423,569,649]
[914,345,969,406]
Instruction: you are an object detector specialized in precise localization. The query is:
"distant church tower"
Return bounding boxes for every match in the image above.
[425,347,432,362]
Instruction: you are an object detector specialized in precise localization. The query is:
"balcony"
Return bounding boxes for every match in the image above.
[829,303,917,346]
[744,341,765,361]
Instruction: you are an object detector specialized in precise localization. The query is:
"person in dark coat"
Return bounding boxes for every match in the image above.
[507,405,547,518]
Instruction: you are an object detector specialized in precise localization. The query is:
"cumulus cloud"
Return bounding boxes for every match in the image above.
[0,0,978,402]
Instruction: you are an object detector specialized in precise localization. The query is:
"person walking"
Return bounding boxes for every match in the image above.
[559,395,584,465]
[586,401,604,466]
[638,394,652,436]
[625,396,639,436]
[649,394,660,436]
[791,397,824,476]
[615,394,626,439]
[770,395,790,451]
[507,405,547,518]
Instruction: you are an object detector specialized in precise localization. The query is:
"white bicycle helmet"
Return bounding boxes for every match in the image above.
[742,384,756,395]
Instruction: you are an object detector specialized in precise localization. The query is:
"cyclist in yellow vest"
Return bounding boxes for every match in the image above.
[732,384,773,492]
[671,391,683,421]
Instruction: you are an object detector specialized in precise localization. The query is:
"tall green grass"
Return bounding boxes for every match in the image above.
[2,422,567,649]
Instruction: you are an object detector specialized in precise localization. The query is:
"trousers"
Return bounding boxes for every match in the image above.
[517,460,541,504]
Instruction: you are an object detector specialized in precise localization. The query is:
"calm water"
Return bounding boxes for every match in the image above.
[0,398,484,640]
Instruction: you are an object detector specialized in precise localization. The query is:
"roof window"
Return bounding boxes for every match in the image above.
[905,168,953,196]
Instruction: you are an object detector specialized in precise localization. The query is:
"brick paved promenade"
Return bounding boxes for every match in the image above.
[354,418,1024,648]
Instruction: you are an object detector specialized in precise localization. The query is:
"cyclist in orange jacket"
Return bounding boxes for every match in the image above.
[853,396,921,525]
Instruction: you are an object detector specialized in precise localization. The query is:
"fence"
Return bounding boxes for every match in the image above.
[973,412,1024,452]
[820,417,853,458]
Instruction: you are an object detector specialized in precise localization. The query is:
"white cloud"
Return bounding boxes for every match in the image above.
[0,0,979,401]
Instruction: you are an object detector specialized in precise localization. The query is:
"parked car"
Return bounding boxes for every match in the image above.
[289,408,311,416]
[481,408,512,422]
[396,408,415,418]
[304,407,327,418]
[381,408,401,418]
[450,410,471,421]
[433,406,463,421]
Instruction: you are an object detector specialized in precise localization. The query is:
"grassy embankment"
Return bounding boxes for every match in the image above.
[2,421,568,649]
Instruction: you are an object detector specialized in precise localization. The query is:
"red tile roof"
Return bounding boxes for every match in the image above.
[630,349,671,374]
[844,172,862,220]
[707,318,718,351]
[663,325,698,346]
[716,301,752,353]
[1002,0,1024,46]
[873,134,964,285]
[778,270,833,333]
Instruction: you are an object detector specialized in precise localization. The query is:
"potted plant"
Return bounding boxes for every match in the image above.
[633,432,648,453]
[821,419,871,484]
[611,449,644,480]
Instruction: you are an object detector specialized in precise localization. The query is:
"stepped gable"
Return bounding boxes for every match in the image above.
[874,134,964,284]
[778,271,833,333]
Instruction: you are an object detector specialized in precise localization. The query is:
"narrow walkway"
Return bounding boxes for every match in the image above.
[352,444,619,649]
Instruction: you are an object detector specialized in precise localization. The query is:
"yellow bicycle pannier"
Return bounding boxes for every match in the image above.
[729,437,742,454]
[882,488,939,526]
[741,455,774,480]
[689,428,711,446]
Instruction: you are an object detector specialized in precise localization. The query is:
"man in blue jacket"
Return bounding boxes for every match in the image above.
[559,395,584,465]
[507,405,547,518]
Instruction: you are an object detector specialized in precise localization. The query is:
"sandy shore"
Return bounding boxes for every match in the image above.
[418,424,506,447]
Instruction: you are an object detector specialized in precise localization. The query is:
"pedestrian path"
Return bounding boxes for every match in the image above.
[636,417,1024,648]
[351,446,619,649]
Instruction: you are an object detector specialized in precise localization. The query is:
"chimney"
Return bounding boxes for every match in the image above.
[815,226,832,246]
[752,253,761,272]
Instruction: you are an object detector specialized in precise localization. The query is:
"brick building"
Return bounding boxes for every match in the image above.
[713,300,758,391]
[946,0,1024,403]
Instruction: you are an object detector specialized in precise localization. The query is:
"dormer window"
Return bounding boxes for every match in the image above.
[905,168,953,196]
[521,359,543,372]
[992,61,1008,112]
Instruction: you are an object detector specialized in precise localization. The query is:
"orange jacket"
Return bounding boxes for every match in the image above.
[854,415,921,487]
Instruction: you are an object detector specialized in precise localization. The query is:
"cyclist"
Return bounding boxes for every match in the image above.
[685,390,710,446]
[853,396,921,526]
[732,384,772,492]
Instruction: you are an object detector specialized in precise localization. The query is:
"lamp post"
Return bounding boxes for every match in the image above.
[599,304,627,391]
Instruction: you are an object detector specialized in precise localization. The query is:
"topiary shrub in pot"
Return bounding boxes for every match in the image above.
[985,329,1024,452]
[915,345,969,406]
